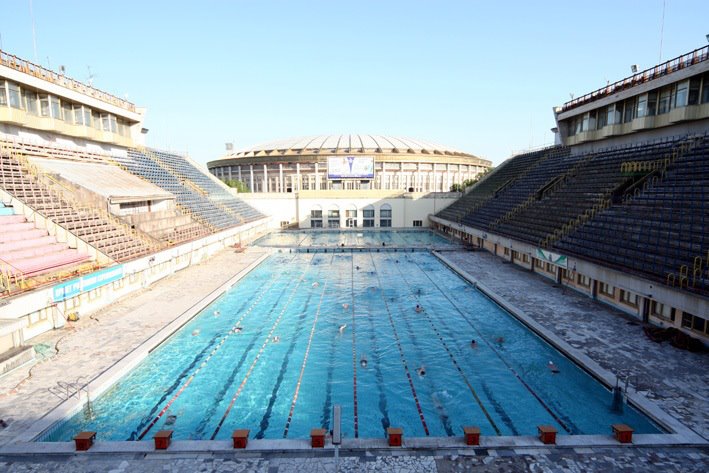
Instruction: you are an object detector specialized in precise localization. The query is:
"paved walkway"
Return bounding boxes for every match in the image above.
[0,248,707,472]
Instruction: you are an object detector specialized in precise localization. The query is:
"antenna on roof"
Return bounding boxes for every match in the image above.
[29,0,38,63]
[87,66,95,86]
[59,65,65,75]
[569,93,574,100]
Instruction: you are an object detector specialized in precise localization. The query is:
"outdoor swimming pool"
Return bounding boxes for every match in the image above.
[44,251,661,441]
[253,229,455,248]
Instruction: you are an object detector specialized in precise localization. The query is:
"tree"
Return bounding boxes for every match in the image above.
[224,179,250,193]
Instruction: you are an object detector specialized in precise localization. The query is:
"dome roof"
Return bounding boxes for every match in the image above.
[230,134,473,158]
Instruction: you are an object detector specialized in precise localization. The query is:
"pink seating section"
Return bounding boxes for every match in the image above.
[0,213,91,277]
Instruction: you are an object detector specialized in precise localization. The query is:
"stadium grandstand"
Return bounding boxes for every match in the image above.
[0,49,267,366]
[433,45,709,345]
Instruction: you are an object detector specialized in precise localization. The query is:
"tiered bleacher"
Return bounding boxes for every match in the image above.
[554,136,708,291]
[113,149,263,231]
[147,149,264,223]
[0,202,91,280]
[0,150,157,262]
[437,147,562,223]
[436,134,708,294]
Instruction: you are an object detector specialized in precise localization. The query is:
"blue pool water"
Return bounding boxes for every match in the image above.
[45,251,661,441]
[253,229,455,247]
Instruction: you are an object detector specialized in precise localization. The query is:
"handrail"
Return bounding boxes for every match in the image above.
[0,49,136,112]
[562,45,709,112]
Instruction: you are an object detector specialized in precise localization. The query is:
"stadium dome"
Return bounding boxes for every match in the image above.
[208,134,491,193]
[230,135,472,157]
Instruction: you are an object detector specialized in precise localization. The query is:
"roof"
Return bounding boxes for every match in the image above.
[30,158,174,203]
[230,135,475,158]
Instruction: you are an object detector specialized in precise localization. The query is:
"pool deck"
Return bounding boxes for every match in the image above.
[0,247,707,471]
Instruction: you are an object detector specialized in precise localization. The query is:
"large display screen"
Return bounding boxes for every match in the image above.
[327,156,375,179]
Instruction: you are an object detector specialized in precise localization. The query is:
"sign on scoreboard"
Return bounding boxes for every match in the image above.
[327,156,374,179]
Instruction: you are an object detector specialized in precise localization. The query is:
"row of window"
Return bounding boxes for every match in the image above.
[0,78,131,136]
[310,205,392,228]
[568,72,709,135]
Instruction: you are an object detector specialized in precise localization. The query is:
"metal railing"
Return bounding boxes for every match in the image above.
[0,49,136,112]
[562,46,709,113]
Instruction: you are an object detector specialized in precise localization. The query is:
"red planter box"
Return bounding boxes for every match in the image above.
[154,430,173,450]
[232,429,250,448]
[612,424,634,443]
[387,427,403,447]
[463,426,480,446]
[311,428,326,448]
[538,425,557,445]
[73,431,96,451]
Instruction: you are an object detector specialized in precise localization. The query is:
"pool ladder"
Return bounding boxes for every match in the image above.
[48,376,94,419]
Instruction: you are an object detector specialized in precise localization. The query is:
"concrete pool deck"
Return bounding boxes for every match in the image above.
[0,247,707,471]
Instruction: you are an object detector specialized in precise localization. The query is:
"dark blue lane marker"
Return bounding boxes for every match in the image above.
[355,255,391,434]
[387,256,453,436]
[128,332,220,440]
[481,382,518,435]
[193,257,311,439]
[254,279,318,438]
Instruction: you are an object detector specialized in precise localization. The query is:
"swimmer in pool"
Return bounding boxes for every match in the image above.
[548,361,560,373]
[234,327,243,333]
[213,310,220,317]
[192,329,200,336]
[312,282,319,288]
[360,355,368,368]
[496,336,504,344]
[417,366,426,377]
[470,339,478,349]
[342,303,349,310]
[273,335,281,343]
[339,324,347,334]
[415,304,424,313]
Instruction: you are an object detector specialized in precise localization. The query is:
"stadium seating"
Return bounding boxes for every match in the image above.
[0,203,91,280]
[146,149,264,223]
[554,136,708,292]
[0,151,157,262]
[437,147,563,223]
[113,150,262,231]
[436,134,708,294]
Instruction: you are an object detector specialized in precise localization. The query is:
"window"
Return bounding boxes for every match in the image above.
[39,94,50,116]
[658,87,672,114]
[0,81,7,106]
[701,72,709,104]
[607,103,622,125]
[681,312,706,334]
[50,96,61,119]
[363,206,375,227]
[599,282,614,297]
[345,208,357,228]
[7,82,21,109]
[673,80,689,108]
[688,77,701,105]
[597,106,608,128]
[92,111,101,129]
[413,220,422,227]
[23,89,37,114]
[83,107,92,127]
[379,204,392,227]
[328,209,340,228]
[62,102,73,124]
[74,105,84,125]
[619,289,638,307]
[623,98,635,123]
[650,301,674,321]
[636,94,647,118]
[577,274,591,287]
[310,208,322,228]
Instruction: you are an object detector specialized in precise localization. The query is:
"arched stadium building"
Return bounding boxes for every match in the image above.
[207,135,491,193]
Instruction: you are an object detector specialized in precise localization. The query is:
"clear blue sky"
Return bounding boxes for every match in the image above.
[1,1,707,165]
